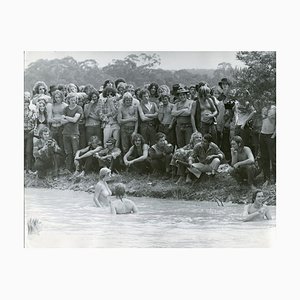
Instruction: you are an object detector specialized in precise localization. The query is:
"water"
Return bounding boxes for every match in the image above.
[25,188,276,248]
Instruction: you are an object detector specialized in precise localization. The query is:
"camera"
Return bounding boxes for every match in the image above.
[47,139,54,146]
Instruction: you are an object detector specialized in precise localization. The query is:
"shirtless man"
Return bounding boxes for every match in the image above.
[229,135,258,190]
[117,92,138,154]
[110,183,138,214]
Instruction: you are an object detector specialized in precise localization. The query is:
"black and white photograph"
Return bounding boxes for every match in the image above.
[24,51,276,248]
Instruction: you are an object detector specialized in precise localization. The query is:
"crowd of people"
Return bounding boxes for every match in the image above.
[24,77,276,190]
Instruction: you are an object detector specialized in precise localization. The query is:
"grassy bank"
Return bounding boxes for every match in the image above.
[24,165,276,206]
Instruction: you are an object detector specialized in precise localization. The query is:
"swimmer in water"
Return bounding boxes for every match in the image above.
[110,183,138,214]
[93,167,112,207]
[242,189,272,222]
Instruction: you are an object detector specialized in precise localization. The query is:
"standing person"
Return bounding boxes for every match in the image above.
[191,84,218,142]
[157,93,176,146]
[260,96,276,185]
[189,85,197,101]
[99,87,120,147]
[93,167,112,207]
[110,183,138,214]
[138,89,158,146]
[84,91,102,145]
[117,92,138,154]
[149,132,173,176]
[242,190,272,222]
[48,90,68,169]
[171,87,193,148]
[31,81,52,105]
[61,93,83,172]
[148,82,160,106]
[24,96,36,173]
[234,90,256,147]
[123,133,151,174]
[229,135,259,190]
[33,127,61,179]
[33,98,49,143]
[77,93,88,149]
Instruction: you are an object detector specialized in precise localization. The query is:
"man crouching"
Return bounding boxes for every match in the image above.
[110,183,138,214]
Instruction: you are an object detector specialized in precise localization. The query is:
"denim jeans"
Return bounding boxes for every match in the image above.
[103,123,120,148]
[63,134,79,171]
[260,133,276,181]
[140,122,157,146]
[120,125,135,154]
[175,123,193,148]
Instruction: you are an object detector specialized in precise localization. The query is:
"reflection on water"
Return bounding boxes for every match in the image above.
[25,188,276,248]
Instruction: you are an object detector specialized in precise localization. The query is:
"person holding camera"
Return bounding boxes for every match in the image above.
[33,127,62,179]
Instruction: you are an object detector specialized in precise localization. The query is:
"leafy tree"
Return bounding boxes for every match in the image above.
[234,51,276,102]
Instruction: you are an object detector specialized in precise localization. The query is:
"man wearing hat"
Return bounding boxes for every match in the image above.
[171,87,193,148]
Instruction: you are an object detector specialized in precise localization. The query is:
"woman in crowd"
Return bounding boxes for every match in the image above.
[138,89,158,146]
[123,133,151,174]
[93,167,112,207]
[191,84,218,142]
[33,98,49,142]
[242,189,272,222]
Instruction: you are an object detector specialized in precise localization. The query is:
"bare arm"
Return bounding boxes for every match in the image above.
[236,147,255,167]
[190,101,197,132]
[123,146,134,165]
[63,112,81,123]
[130,144,149,164]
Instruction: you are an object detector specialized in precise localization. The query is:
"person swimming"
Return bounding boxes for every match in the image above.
[93,167,112,207]
[242,189,272,222]
[110,183,138,214]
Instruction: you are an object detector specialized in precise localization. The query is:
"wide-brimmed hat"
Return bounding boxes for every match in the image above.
[218,78,231,88]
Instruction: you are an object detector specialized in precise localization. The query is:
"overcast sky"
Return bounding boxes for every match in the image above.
[24,51,245,70]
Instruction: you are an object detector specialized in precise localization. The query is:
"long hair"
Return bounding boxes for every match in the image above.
[231,135,244,149]
[131,133,145,146]
[148,83,159,97]
[252,189,263,203]
[33,81,48,95]
[52,90,64,104]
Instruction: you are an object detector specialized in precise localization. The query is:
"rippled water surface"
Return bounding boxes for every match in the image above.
[25,188,276,248]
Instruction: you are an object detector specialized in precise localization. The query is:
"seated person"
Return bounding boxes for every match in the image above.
[123,133,151,174]
[94,138,122,173]
[110,183,138,214]
[187,133,224,182]
[149,132,173,176]
[170,132,203,184]
[242,189,272,222]
[33,127,61,179]
[73,136,103,177]
[228,135,259,190]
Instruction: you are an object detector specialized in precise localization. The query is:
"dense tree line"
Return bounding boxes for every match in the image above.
[25,52,276,103]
